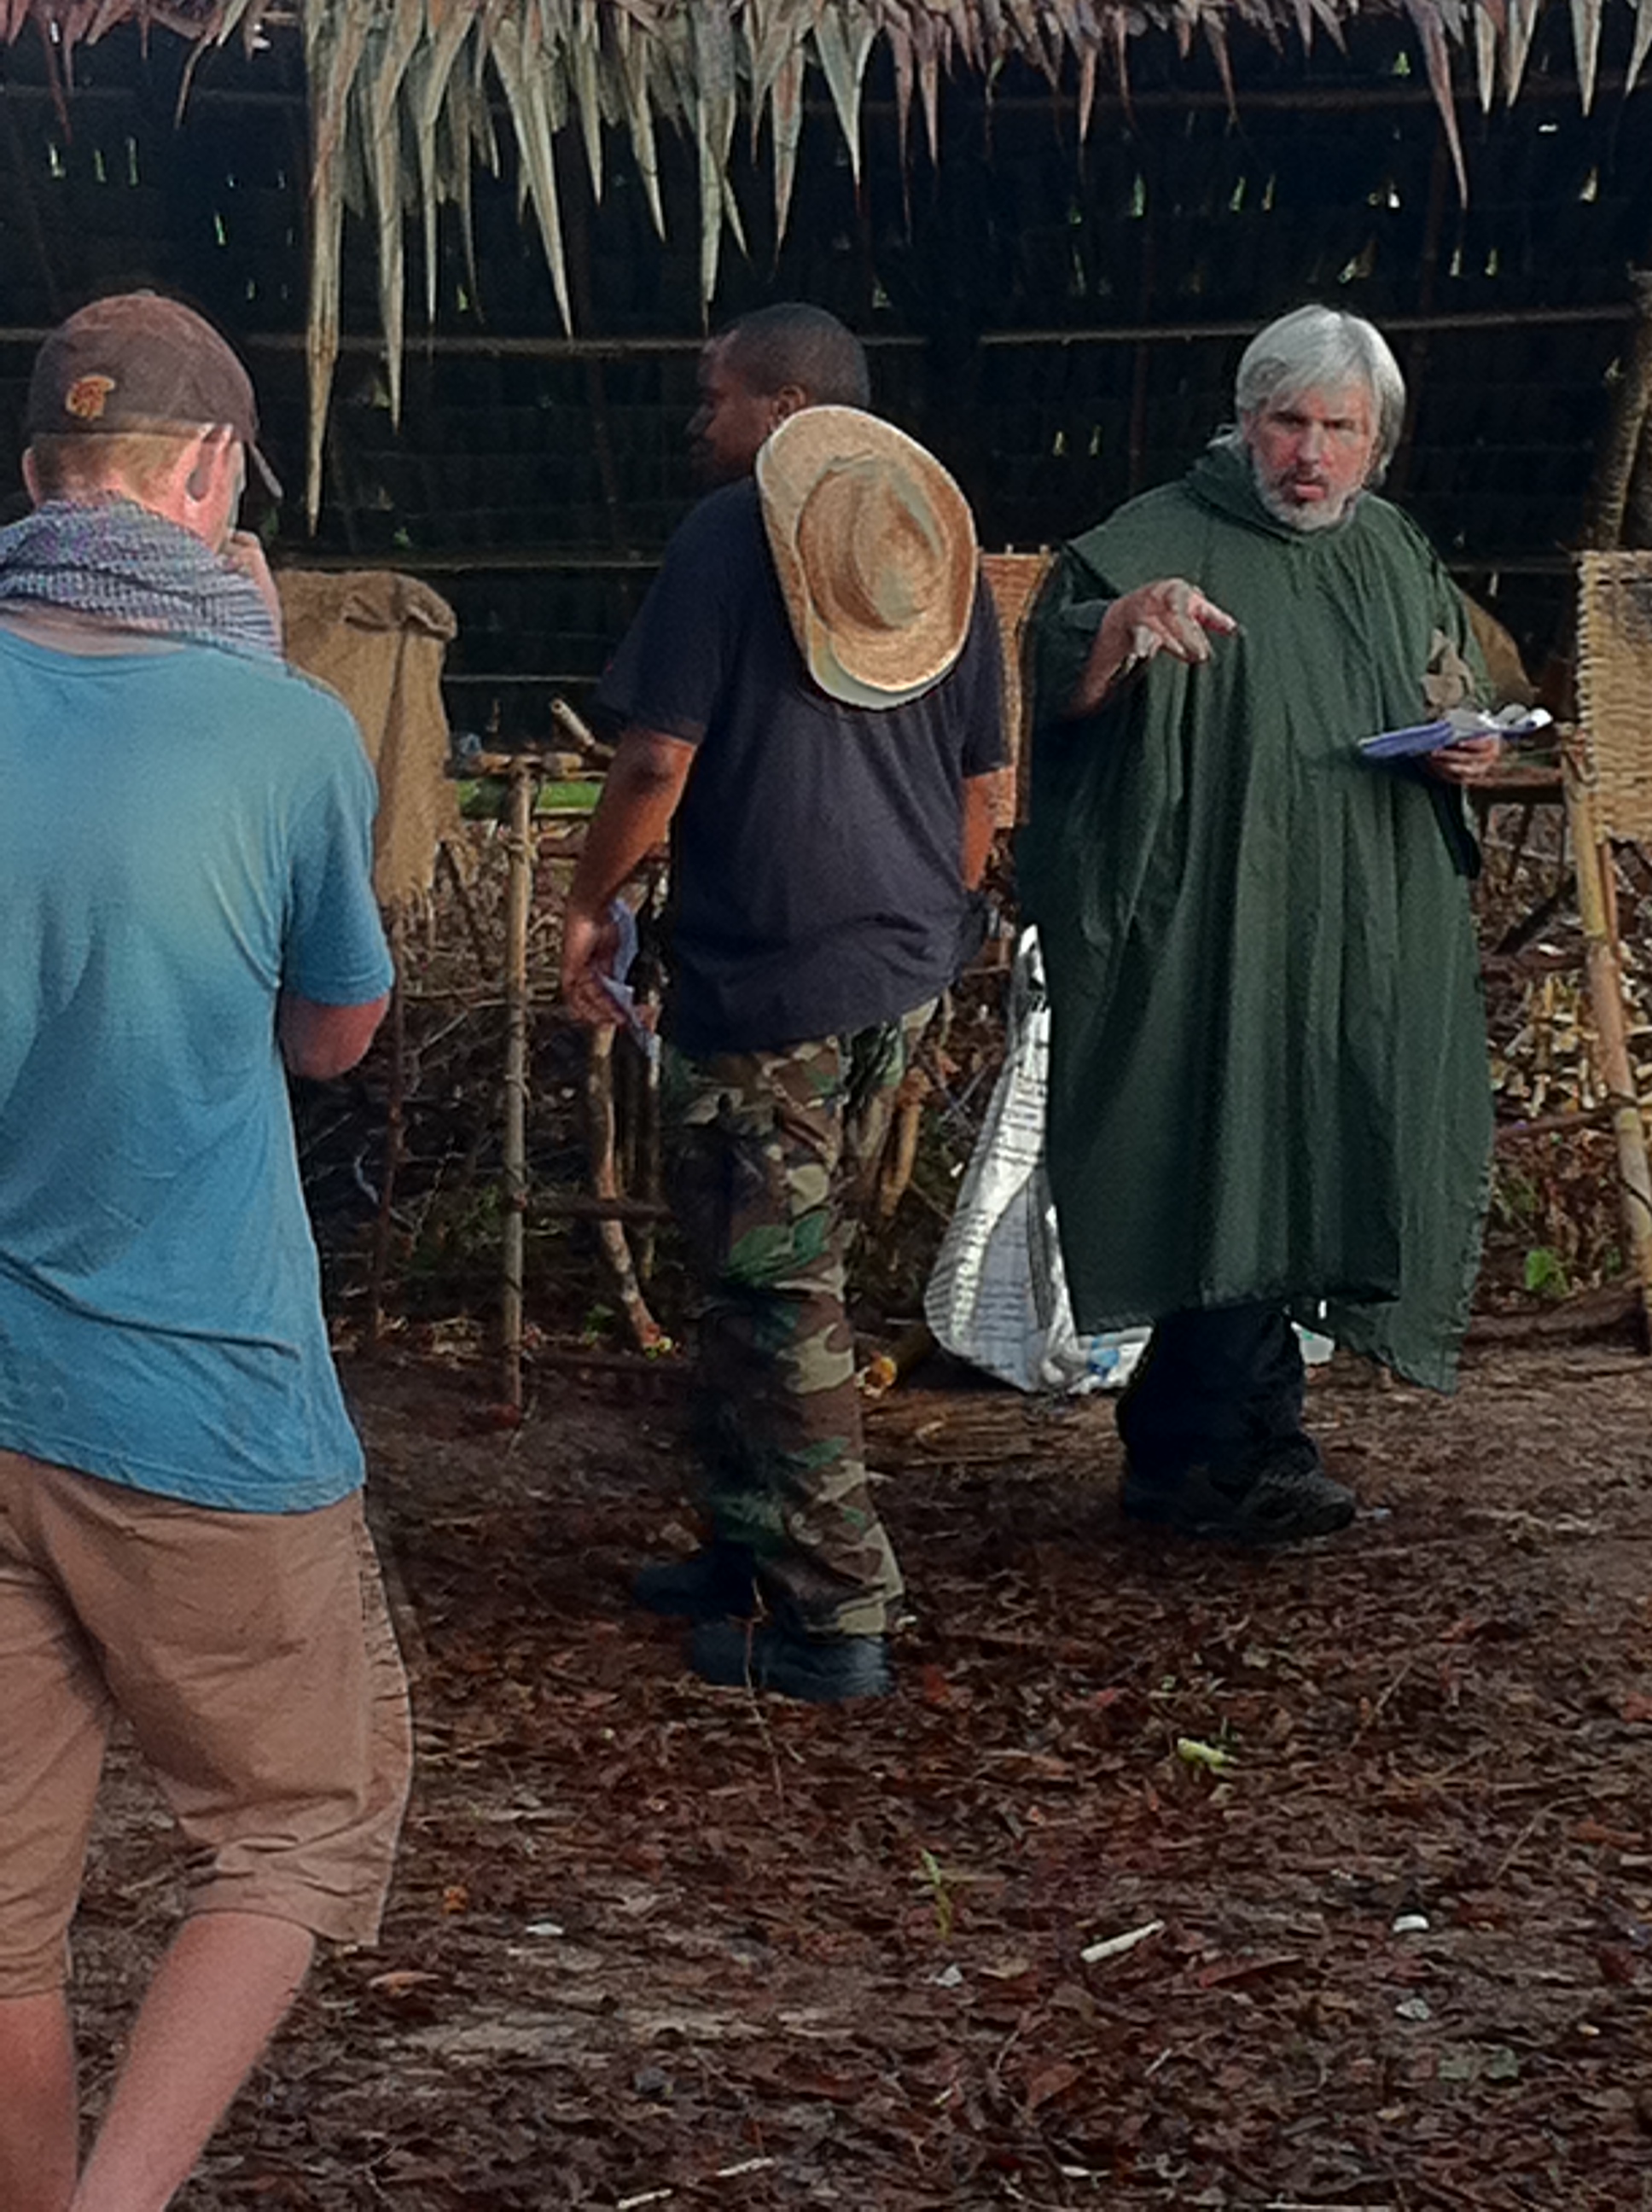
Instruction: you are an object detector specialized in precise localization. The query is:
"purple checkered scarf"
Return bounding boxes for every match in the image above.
[0,496,281,661]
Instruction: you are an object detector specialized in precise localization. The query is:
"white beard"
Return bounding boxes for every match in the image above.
[1250,450,1362,533]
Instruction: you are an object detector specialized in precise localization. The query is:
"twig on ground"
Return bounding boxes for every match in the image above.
[1490,1807,1548,1884]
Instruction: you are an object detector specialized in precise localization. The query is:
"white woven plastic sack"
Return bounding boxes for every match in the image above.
[926,929,1336,1393]
[925,929,1149,1394]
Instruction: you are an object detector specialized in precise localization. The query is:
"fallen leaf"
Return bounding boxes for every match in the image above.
[367,1969,442,1997]
[1195,1953,1306,1989]
[1024,2059,1085,2112]
[1177,1737,1237,1773]
[981,1954,1035,1980]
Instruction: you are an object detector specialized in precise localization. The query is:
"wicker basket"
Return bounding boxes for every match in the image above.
[980,550,1054,821]
[1575,552,1652,841]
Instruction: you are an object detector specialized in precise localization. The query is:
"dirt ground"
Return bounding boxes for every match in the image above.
[73,1342,1652,2211]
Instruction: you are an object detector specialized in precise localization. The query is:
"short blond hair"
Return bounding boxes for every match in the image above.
[27,430,200,504]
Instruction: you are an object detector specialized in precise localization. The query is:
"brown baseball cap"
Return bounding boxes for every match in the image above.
[26,291,282,500]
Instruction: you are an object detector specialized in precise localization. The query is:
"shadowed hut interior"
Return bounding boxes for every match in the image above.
[1,0,1651,747]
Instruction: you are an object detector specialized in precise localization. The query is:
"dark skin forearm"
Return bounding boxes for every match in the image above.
[962,770,1004,889]
[567,727,695,916]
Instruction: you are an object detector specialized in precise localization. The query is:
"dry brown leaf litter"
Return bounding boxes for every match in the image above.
[64,1346,1652,2210]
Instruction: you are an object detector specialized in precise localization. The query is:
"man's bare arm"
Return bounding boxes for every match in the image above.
[962,769,1005,889]
[278,992,390,1080]
[561,726,695,1027]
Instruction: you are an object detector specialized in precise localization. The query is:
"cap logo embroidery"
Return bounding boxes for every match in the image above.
[65,375,116,422]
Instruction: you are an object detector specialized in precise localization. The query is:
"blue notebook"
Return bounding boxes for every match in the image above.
[1359,705,1552,760]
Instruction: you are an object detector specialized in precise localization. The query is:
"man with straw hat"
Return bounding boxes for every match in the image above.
[563,304,1006,1703]
[1024,304,1503,1545]
[0,293,410,2210]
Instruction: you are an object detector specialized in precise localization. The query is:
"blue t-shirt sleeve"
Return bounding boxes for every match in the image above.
[595,490,746,744]
[282,729,393,1006]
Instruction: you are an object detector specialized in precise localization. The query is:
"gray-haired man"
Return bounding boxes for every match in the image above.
[1024,306,1502,1544]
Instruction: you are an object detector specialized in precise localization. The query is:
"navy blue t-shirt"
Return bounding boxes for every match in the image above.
[596,477,1006,1055]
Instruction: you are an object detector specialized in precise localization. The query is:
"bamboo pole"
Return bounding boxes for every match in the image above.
[1495,1103,1616,1141]
[583,1026,665,1351]
[1579,270,1652,552]
[1125,143,1158,500]
[366,910,406,1348]
[0,306,1632,363]
[2,71,1635,116]
[1387,130,1453,503]
[536,1193,672,1223]
[637,1029,661,1284]
[501,760,534,1411]
[1563,749,1652,1348]
[976,306,1636,347]
[285,548,1582,583]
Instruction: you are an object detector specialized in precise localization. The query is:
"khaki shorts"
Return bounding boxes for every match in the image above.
[0,1450,412,1998]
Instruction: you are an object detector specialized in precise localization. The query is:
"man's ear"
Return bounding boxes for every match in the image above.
[769,383,811,428]
[184,428,233,504]
[20,449,39,504]
[185,440,214,504]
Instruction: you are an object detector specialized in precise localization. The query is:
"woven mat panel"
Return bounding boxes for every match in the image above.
[1576,552,1652,841]
[980,551,1054,824]
[277,569,462,908]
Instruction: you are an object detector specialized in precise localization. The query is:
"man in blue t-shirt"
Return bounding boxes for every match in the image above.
[0,293,410,2212]
[562,304,1006,1705]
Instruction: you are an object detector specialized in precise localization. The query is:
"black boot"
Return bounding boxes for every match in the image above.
[689,1620,893,1703]
[1123,1441,1355,1544]
[631,1542,758,1621]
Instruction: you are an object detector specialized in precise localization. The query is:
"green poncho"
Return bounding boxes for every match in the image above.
[1021,443,1493,1390]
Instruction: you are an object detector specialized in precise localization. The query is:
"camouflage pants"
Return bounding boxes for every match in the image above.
[663,1002,934,1639]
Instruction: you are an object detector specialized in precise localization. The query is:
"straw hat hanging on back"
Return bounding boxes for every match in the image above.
[756,406,978,709]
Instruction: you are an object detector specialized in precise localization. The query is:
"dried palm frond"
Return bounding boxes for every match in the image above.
[1632,0,1652,86]
[1569,0,1603,104]
[0,0,1631,524]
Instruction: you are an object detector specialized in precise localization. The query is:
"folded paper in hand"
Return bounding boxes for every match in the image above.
[1358,703,1552,760]
[600,899,660,1063]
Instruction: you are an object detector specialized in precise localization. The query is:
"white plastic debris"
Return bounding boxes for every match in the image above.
[600,899,660,1063]
[1394,1995,1433,2022]
[1391,1912,1430,1936]
[1080,1919,1166,1966]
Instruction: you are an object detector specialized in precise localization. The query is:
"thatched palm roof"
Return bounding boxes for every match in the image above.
[4,0,1647,519]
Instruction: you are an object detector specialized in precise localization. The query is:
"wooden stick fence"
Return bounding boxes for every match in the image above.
[501,760,534,1411]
